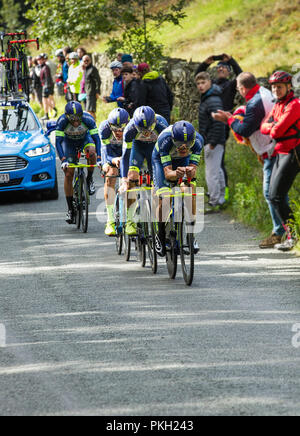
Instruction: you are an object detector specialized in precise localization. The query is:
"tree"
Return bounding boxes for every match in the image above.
[25,0,112,47]
[104,0,186,68]
[0,0,21,31]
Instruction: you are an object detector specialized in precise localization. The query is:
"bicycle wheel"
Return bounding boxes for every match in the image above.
[165,220,177,280]
[80,174,89,233]
[137,224,146,267]
[179,219,194,286]
[114,194,123,255]
[123,227,131,261]
[75,175,81,230]
[145,200,157,274]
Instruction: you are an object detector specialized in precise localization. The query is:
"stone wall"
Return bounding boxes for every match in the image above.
[92,53,300,123]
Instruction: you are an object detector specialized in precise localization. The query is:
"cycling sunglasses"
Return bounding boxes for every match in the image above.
[173,139,195,150]
[136,121,156,135]
[66,114,82,123]
[110,123,127,132]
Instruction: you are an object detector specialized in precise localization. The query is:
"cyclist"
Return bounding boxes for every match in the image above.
[152,121,204,256]
[99,107,130,236]
[56,101,101,224]
[121,105,169,235]
[261,71,300,251]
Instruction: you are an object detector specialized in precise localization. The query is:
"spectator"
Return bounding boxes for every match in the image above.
[54,49,65,96]
[195,71,226,212]
[261,71,300,251]
[103,61,124,108]
[31,57,43,107]
[27,56,35,100]
[117,66,146,117]
[212,72,287,248]
[138,62,173,124]
[67,52,83,101]
[77,47,87,62]
[38,53,57,120]
[121,54,133,68]
[195,53,243,201]
[81,55,101,119]
[116,53,123,62]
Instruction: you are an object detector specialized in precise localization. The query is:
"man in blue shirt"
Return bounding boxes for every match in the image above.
[102,61,124,108]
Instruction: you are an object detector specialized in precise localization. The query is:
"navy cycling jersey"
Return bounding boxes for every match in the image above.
[55,112,101,159]
[99,120,123,165]
[121,114,168,177]
[152,126,204,167]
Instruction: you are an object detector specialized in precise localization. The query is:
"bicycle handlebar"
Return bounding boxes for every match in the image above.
[68,164,98,168]
[2,32,27,37]
[9,38,39,49]
[0,57,18,62]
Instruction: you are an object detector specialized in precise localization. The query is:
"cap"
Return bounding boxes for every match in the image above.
[137,63,150,73]
[121,54,133,63]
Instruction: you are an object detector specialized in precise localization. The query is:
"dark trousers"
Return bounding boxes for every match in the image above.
[269,144,300,225]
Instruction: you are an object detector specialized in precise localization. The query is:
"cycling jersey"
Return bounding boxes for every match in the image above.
[99,120,123,166]
[56,112,101,160]
[121,114,168,178]
[152,126,204,191]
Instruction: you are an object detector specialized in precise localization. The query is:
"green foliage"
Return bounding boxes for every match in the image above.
[0,0,21,30]
[25,0,111,47]
[104,0,186,68]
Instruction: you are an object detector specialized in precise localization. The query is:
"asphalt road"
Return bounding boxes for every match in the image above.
[0,160,300,416]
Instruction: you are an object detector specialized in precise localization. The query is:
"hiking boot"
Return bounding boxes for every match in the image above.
[66,209,75,224]
[275,238,296,252]
[259,233,282,249]
[125,221,137,236]
[87,177,96,196]
[105,222,116,236]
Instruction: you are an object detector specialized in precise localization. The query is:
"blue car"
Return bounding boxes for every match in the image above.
[0,99,58,199]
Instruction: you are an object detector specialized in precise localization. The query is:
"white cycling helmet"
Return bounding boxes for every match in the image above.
[69,52,79,60]
[110,61,122,69]
[55,49,64,57]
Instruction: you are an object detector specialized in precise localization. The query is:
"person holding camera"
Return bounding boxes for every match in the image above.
[195,53,243,201]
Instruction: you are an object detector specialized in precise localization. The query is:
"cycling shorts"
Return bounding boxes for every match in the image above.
[129,140,156,177]
[152,154,190,191]
[62,133,95,164]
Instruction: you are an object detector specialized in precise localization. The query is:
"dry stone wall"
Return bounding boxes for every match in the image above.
[92,53,300,124]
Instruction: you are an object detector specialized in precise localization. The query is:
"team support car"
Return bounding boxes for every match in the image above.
[0,99,58,199]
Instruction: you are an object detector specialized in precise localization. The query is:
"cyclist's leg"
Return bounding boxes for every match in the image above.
[62,139,77,222]
[82,133,97,195]
[152,155,172,256]
[103,163,118,235]
[126,141,145,234]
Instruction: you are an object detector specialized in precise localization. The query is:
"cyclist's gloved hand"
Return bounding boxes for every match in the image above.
[61,159,69,170]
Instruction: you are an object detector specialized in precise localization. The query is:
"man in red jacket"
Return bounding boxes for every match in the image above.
[261,71,300,251]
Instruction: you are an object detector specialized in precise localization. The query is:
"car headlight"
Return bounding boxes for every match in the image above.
[25,145,51,157]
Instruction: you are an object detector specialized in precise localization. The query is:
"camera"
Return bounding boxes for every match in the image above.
[213,55,224,61]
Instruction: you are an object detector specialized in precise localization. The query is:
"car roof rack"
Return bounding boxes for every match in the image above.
[0,92,29,105]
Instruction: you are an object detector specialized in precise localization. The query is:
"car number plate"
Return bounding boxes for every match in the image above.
[0,174,10,184]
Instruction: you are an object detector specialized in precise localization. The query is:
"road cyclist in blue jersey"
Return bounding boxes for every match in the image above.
[55,101,101,224]
[152,120,204,256]
[99,107,130,236]
[121,105,169,235]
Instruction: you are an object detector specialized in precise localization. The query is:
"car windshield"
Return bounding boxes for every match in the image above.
[0,106,38,132]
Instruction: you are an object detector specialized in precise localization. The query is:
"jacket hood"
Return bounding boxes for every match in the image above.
[143,71,160,81]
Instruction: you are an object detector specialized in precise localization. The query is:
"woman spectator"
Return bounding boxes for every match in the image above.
[67,52,83,101]
[261,71,300,251]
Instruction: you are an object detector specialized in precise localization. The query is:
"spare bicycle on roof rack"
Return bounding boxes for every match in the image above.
[0,31,39,102]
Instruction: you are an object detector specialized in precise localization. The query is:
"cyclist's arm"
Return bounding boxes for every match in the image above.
[55,116,67,160]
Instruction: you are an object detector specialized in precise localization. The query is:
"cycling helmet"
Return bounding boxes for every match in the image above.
[69,52,79,60]
[133,106,156,133]
[108,108,129,130]
[110,61,123,69]
[269,71,292,84]
[172,121,196,149]
[65,101,83,122]
[55,49,64,57]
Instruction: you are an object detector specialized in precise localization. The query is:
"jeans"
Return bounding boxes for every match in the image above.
[269,145,300,225]
[263,157,286,236]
